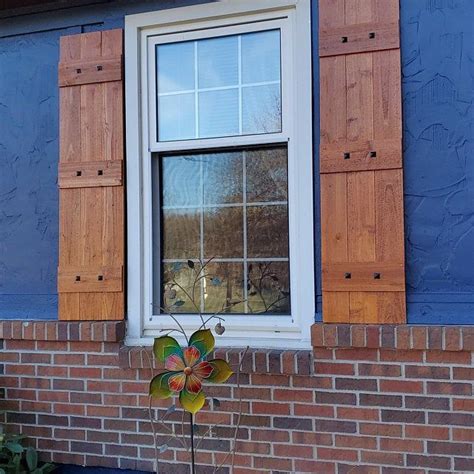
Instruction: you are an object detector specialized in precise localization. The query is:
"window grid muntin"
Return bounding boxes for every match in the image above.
[155,28,282,142]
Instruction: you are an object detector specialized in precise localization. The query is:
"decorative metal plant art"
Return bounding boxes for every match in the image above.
[150,329,233,415]
[146,259,248,474]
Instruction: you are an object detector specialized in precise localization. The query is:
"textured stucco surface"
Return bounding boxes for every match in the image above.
[0,0,473,322]
[401,0,474,323]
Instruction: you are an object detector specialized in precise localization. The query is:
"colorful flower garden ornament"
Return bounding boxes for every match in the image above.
[149,328,233,414]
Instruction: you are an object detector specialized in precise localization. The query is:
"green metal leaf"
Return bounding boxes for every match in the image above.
[26,447,38,471]
[179,389,205,414]
[188,329,214,358]
[149,372,173,399]
[153,335,183,362]
[207,359,233,383]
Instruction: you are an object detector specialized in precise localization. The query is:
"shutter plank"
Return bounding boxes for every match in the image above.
[319,0,405,325]
[58,29,124,321]
[320,56,347,144]
[348,171,375,262]
[373,49,401,138]
[346,52,373,142]
[375,169,404,262]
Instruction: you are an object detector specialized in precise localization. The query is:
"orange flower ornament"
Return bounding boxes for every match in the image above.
[149,329,233,414]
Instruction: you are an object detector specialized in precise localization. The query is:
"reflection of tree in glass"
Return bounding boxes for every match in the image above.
[163,259,244,315]
[247,262,290,314]
[163,259,289,315]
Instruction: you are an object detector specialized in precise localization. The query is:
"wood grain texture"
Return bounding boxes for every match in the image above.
[320,138,401,173]
[319,0,405,324]
[58,29,124,321]
[59,160,123,188]
[319,22,399,57]
[322,262,405,292]
[58,266,123,293]
[58,57,122,87]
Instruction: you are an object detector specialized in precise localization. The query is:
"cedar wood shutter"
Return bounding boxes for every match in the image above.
[57,30,124,321]
[319,0,406,323]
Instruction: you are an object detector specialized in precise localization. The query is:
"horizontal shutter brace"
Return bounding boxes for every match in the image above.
[59,56,123,87]
[59,161,123,188]
[58,266,123,293]
[319,21,399,57]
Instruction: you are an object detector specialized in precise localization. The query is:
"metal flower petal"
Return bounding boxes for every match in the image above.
[168,372,186,392]
[192,361,213,379]
[188,329,215,359]
[183,346,201,368]
[165,353,186,372]
[185,373,203,394]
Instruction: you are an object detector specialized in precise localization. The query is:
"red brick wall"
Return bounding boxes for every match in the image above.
[1,321,473,473]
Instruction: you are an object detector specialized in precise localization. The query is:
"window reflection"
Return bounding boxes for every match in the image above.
[154,146,290,315]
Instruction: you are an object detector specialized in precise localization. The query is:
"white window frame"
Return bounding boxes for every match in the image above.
[125,0,314,349]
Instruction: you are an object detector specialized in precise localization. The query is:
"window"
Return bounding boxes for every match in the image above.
[126,0,314,348]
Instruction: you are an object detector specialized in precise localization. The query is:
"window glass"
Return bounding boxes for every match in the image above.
[156,29,282,141]
[153,146,290,315]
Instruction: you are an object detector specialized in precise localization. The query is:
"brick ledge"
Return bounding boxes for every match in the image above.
[119,345,313,375]
[311,323,474,352]
[0,320,125,342]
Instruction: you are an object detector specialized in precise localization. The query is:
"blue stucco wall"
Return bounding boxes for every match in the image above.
[0,0,473,324]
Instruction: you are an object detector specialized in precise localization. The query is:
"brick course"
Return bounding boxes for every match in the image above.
[0,322,473,473]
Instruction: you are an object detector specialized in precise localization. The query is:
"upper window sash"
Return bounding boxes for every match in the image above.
[147,18,293,152]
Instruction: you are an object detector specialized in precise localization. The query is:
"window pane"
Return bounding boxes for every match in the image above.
[155,29,282,141]
[247,205,288,258]
[204,207,244,258]
[157,41,195,93]
[247,262,290,314]
[246,147,288,202]
[162,263,201,313]
[158,93,195,141]
[204,263,245,313]
[162,209,200,260]
[198,89,239,137]
[154,146,289,314]
[161,155,201,207]
[242,84,281,134]
[242,30,280,84]
[198,36,238,88]
[202,153,243,205]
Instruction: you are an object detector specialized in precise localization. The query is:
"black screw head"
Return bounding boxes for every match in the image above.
[370,151,377,158]
[369,32,376,39]
[75,275,81,282]
[341,36,348,43]
[373,272,381,280]
[344,152,351,160]
[97,65,103,71]
[344,272,352,279]
[76,170,82,176]
[98,275,104,281]
[76,68,82,74]
[98,170,103,176]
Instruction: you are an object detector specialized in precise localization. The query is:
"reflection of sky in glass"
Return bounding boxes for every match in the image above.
[156,29,281,141]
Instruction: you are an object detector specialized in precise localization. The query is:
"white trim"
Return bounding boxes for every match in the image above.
[125,0,314,349]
